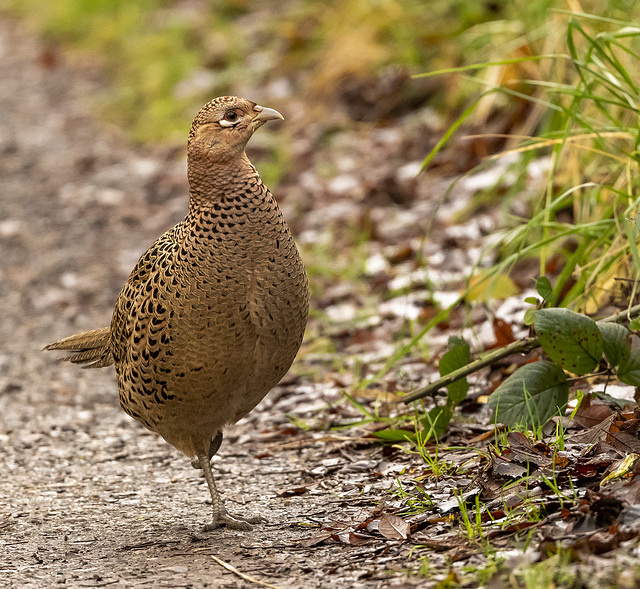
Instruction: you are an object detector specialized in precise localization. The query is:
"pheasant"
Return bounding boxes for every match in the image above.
[45,96,309,530]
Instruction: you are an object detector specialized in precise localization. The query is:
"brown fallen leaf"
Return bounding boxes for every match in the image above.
[573,456,614,479]
[277,485,311,497]
[504,431,552,467]
[493,461,528,478]
[506,431,534,452]
[571,529,638,556]
[378,514,410,540]
[617,492,640,517]
[297,530,333,548]
[607,430,640,453]
[574,395,613,429]
[487,520,541,538]
[387,244,414,265]
[571,414,615,445]
[492,318,516,348]
[336,530,373,545]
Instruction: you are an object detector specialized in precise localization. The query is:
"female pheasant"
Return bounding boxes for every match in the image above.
[45,96,309,530]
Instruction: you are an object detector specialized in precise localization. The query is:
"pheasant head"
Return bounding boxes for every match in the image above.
[188,96,283,163]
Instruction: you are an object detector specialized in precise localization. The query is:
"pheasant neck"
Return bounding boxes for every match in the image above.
[187,151,260,209]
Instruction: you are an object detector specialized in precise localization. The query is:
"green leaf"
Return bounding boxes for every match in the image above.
[596,321,631,369]
[439,336,470,405]
[421,405,453,441]
[488,361,569,428]
[372,429,416,442]
[618,349,640,387]
[536,276,553,301]
[524,307,536,326]
[533,308,603,375]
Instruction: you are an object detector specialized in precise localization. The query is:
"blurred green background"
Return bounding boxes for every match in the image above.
[3,0,615,144]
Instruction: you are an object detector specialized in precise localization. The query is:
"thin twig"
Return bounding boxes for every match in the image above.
[402,336,539,403]
[210,555,281,589]
[402,303,640,404]
[600,302,640,324]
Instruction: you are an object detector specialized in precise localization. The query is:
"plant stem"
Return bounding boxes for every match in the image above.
[402,337,539,403]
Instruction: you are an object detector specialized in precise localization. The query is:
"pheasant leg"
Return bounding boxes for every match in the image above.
[196,450,259,531]
[191,430,224,469]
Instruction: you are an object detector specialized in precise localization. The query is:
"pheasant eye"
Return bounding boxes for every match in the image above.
[218,109,242,127]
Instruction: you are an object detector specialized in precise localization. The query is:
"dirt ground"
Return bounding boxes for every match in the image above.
[0,18,440,589]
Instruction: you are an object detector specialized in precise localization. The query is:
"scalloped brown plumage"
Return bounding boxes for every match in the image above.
[45,97,309,530]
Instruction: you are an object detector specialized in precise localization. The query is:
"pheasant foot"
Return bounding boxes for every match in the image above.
[203,510,262,531]
[196,448,261,531]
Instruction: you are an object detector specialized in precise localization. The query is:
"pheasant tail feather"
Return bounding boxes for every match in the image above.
[44,326,114,368]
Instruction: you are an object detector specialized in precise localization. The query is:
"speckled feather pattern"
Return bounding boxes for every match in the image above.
[111,162,308,457]
[47,97,309,462]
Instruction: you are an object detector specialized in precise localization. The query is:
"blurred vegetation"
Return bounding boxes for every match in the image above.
[0,0,607,142]
[442,12,640,313]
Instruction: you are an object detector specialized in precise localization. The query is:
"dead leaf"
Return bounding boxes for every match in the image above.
[493,461,528,478]
[571,529,638,556]
[573,456,615,479]
[571,414,615,445]
[504,432,552,467]
[378,514,410,540]
[336,530,373,545]
[487,520,541,538]
[506,431,534,451]
[278,485,311,497]
[607,430,640,453]
[387,244,414,265]
[297,530,333,548]
[492,318,516,348]
[589,496,624,527]
[574,395,613,428]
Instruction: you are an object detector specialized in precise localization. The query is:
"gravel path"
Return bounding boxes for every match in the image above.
[0,18,423,589]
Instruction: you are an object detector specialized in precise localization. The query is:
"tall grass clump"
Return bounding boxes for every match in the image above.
[421,11,640,313]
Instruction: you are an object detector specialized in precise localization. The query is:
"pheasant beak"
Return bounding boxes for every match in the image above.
[253,105,284,123]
